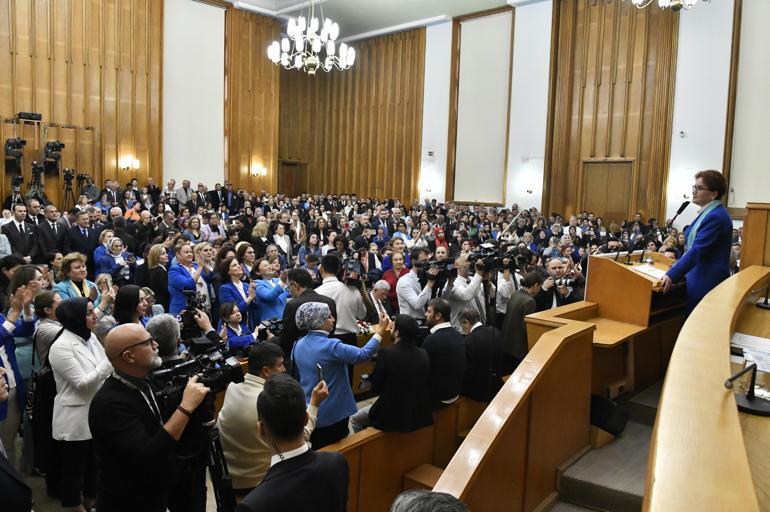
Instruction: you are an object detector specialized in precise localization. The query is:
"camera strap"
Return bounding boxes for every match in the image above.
[113,372,164,427]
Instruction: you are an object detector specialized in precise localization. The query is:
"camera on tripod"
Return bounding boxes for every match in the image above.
[151,342,243,397]
[11,175,23,191]
[179,290,209,340]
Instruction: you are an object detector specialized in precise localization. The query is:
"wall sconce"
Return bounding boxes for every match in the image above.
[251,165,267,177]
[120,156,140,172]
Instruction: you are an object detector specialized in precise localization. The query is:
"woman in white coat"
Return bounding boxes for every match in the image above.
[49,297,112,512]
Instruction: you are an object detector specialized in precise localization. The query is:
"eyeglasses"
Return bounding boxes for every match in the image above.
[119,337,155,357]
[692,185,710,191]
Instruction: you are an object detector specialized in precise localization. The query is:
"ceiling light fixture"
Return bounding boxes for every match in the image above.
[266,0,355,75]
[628,0,709,11]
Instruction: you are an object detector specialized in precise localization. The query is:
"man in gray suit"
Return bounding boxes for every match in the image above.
[175,179,194,207]
[500,272,542,373]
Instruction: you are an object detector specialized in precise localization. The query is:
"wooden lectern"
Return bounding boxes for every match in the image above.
[526,250,687,397]
[742,202,770,268]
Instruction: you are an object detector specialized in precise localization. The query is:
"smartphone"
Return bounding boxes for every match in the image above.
[316,363,323,383]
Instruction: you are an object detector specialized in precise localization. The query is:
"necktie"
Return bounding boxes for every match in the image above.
[19,223,24,235]
[82,228,87,238]
[51,222,57,235]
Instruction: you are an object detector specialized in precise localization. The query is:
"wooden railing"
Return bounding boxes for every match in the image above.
[432,320,595,511]
[644,265,770,511]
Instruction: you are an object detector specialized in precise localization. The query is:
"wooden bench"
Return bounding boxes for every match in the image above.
[321,396,488,512]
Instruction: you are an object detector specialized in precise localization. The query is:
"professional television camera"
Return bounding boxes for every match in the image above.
[11,175,23,192]
[180,290,209,340]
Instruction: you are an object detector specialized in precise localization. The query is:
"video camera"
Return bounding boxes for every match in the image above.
[414,257,456,282]
[180,290,208,340]
[151,340,243,397]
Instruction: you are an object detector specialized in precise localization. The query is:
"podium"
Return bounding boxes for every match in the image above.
[526,250,687,397]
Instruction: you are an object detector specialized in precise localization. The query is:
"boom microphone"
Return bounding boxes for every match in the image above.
[669,201,690,227]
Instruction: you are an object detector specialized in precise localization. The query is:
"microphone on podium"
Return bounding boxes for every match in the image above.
[669,201,690,229]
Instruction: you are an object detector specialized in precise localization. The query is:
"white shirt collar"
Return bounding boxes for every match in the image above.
[430,321,452,333]
[270,442,310,467]
[322,276,339,284]
[470,322,483,333]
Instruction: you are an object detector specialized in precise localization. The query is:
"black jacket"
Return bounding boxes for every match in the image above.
[35,220,66,262]
[274,289,337,359]
[236,450,348,512]
[0,449,32,512]
[534,284,583,312]
[422,326,466,403]
[461,325,505,402]
[501,290,537,360]
[2,221,38,261]
[88,375,180,512]
[62,225,101,260]
[368,342,433,432]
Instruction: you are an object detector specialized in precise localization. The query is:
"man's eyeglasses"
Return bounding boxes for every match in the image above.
[119,337,155,357]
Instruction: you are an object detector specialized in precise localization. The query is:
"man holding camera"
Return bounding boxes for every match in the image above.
[534,257,584,312]
[441,254,489,332]
[396,247,439,320]
[89,323,210,512]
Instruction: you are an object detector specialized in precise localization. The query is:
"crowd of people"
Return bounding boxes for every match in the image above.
[0,174,741,511]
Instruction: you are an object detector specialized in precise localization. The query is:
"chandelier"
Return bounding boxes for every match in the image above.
[266,0,355,75]
[629,0,709,11]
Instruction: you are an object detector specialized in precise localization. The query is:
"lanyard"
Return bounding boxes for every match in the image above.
[113,373,164,427]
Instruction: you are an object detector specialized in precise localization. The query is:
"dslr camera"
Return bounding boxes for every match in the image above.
[554,277,576,288]
[258,318,284,342]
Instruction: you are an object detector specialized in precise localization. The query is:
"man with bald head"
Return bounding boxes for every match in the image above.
[88,323,209,512]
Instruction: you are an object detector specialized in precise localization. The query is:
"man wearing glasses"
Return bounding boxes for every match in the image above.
[660,170,733,313]
[88,323,209,512]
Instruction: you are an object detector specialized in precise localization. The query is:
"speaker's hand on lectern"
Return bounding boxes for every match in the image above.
[661,274,674,294]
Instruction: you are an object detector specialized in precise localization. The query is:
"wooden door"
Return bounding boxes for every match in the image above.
[278,161,307,197]
[581,161,633,225]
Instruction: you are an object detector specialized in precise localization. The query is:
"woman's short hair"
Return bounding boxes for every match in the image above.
[236,242,254,262]
[695,169,727,199]
[114,285,141,325]
[219,301,238,322]
[147,244,165,269]
[218,255,236,277]
[33,290,57,318]
[174,239,192,254]
[251,221,268,238]
[61,252,87,277]
[98,229,114,244]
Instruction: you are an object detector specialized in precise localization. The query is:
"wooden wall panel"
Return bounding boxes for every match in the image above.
[225,9,280,194]
[545,0,678,221]
[0,0,162,209]
[279,28,425,202]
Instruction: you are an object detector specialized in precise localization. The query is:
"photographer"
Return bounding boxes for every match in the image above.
[89,323,210,512]
[316,254,375,348]
[218,342,328,497]
[441,254,487,331]
[396,248,438,320]
[534,257,584,312]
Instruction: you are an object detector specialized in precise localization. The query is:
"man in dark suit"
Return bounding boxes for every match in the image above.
[36,204,67,263]
[24,198,45,227]
[422,298,466,406]
[62,211,101,275]
[534,257,583,312]
[145,177,161,203]
[0,367,32,512]
[89,324,210,512]
[2,203,37,262]
[367,280,393,324]
[237,374,348,512]
[459,307,504,402]
[500,272,542,373]
[273,269,337,365]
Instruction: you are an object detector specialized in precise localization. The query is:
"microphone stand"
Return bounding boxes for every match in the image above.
[725,363,770,417]
[758,286,770,311]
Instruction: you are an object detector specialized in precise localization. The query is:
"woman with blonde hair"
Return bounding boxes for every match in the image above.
[193,241,216,311]
[146,243,170,312]
[251,221,270,259]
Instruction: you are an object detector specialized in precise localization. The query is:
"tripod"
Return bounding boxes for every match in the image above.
[26,168,48,204]
[205,423,237,512]
[61,177,77,211]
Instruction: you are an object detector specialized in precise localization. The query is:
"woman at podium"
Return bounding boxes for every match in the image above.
[661,170,732,313]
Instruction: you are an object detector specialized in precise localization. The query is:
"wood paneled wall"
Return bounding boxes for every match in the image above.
[0,0,162,208]
[279,28,426,202]
[544,0,678,222]
[225,8,280,193]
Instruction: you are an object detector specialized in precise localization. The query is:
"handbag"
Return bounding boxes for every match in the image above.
[25,328,64,423]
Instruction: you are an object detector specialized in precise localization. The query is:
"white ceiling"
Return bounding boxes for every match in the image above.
[233,0,509,40]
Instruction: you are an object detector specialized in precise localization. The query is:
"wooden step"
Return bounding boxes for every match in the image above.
[403,463,443,491]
